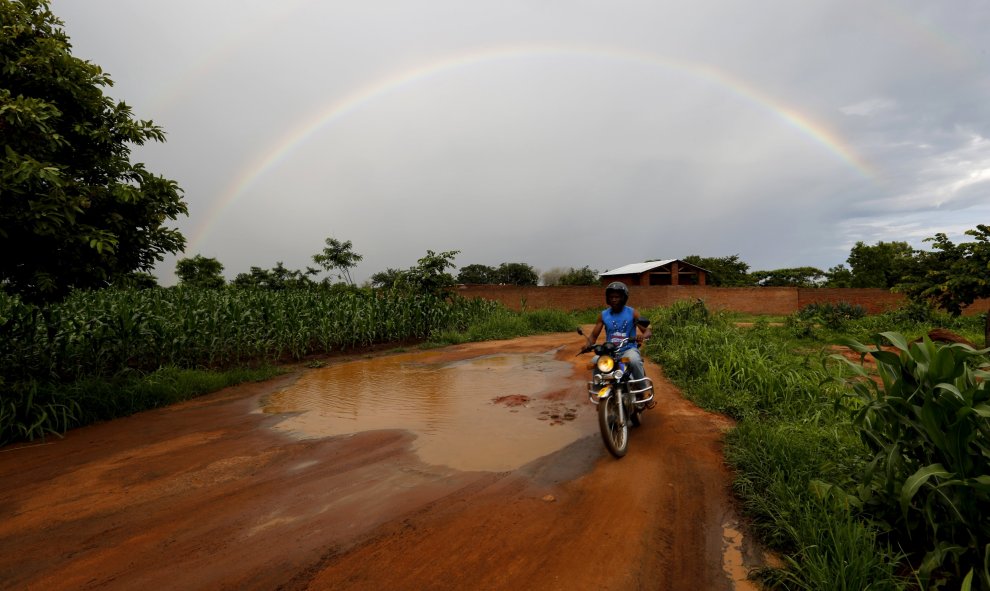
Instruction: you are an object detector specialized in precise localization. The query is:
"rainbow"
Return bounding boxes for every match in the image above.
[188,43,879,251]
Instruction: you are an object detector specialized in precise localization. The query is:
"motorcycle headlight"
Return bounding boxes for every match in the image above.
[596,356,614,373]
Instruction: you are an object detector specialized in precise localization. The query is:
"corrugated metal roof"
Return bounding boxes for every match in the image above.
[601,260,676,276]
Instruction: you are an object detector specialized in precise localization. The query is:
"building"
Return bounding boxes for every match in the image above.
[600,260,709,286]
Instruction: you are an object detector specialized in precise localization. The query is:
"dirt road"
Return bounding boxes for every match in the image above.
[0,333,768,590]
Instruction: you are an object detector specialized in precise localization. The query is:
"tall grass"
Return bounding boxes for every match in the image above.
[649,300,990,589]
[428,306,581,345]
[645,300,910,589]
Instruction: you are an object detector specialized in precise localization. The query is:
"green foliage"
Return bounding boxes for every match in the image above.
[456,262,540,285]
[646,302,921,589]
[0,378,80,445]
[824,264,854,288]
[751,266,826,287]
[557,265,599,286]
[834,333,990,588]
[796,301,867,330]
[369,267,406,289]
[428,306,578,346]
[899,225,990,347]
[312,236,362,285]
[494,262,539,285]
[728,421,907,591]
[175,254,225,289]
[404,250,459,297]
[682,254,751,286]
[0,286,506,444]
[647,300,838,420]
[0,0,187,303]
[0,365,279,446]
[457,263,497,284]
[111,271,159,290]
[847,240,919,289]
[230,261,317,290]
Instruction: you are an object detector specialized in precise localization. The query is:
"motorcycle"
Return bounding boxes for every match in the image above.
[577,322,655,458]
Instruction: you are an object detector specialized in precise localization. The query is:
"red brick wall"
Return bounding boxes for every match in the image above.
[797,288,905,314]
[456,285,989,316]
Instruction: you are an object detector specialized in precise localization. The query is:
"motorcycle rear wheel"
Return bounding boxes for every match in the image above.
[598,393,628,458]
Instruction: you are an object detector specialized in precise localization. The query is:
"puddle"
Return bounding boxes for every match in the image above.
[260,349,593,471]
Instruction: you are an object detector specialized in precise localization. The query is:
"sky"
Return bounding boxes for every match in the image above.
[50,0,990,286]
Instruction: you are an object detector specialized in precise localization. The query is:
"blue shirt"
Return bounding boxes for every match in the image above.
[602,305,637,353]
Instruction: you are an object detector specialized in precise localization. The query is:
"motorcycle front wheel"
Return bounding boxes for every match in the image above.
[598,393,629,458]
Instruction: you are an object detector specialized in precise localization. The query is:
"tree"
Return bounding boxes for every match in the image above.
[405,250,459,297]
[312,237,362,285]
[846,241,919,288]
[682,255,750,286]
[457,264,496,284]
[898,225,990,346]
[823,264,854,288]
[111,271,158,290]
[494,262,539,286]
[751,267,826,287]
[1,1,187,303]
[175,255,225,289]
[230,262,316,290]
[369,268,406,289]
[558,266,599,286]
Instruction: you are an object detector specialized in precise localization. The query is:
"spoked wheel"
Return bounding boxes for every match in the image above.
[598,393,628,458]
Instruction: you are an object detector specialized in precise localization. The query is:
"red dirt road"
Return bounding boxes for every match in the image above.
[0,333,769,590]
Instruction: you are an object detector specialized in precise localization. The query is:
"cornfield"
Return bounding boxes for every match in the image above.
[0,287,502,381]
[0,286,503,443]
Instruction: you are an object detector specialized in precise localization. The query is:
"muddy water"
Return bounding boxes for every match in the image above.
[260,348,595,471]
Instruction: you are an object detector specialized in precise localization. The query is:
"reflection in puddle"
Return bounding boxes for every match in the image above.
[260,349,593,471]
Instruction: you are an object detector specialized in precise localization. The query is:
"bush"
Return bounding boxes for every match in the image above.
[796,301,866,330]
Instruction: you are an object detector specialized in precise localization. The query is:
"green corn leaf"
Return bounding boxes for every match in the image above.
[837,336,873,354]
[961,568,974,591]
[871,350,902,368]
[972,403,990,418]
[934,383,966,404]
[830,353,870,376]
[901,463,952,515]
[879,331,910,352]
[931,346,959,382]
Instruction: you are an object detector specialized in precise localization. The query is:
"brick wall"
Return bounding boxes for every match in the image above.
[456,285,989,316]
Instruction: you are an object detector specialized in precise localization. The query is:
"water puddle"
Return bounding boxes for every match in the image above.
[260,349,593,471]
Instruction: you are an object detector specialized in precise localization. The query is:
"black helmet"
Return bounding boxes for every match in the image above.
[604,281,629,306]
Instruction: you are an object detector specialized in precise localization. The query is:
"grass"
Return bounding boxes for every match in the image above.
[1,365,281,446]
[426,306,586,346]
[642,300,990,590]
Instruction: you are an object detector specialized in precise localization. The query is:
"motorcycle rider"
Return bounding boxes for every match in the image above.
[584,281,652,383]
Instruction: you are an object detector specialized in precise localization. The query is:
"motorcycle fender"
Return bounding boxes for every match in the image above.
[597,386,612,399]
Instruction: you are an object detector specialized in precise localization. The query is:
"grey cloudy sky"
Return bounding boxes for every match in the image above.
[51,0,990,285]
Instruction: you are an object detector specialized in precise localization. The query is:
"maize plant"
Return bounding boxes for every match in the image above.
[836,332,990,589]
[0,286,504,444]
